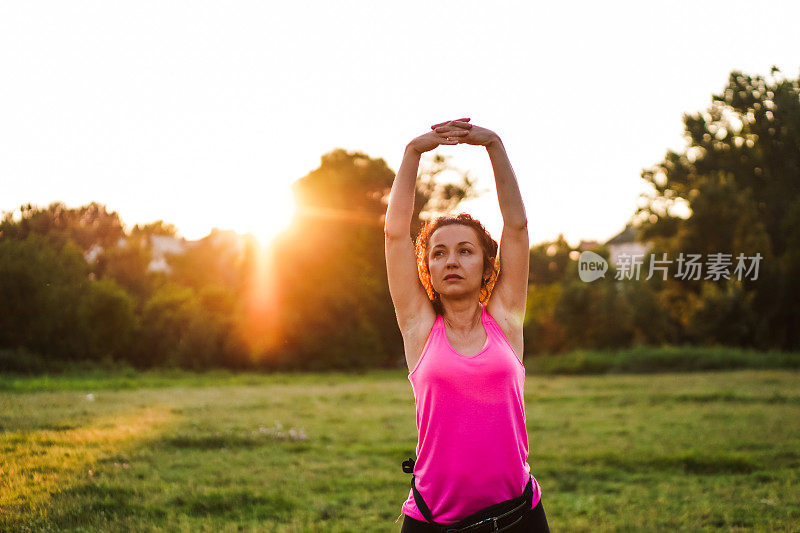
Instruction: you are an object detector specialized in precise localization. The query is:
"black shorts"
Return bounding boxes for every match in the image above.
[400,498,551,533]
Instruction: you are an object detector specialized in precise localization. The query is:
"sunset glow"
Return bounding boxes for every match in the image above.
[233,185,297,246]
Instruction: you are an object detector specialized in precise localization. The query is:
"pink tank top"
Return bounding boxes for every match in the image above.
[401,303,542,524]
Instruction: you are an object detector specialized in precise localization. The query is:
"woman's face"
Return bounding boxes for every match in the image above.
[427,224,490,300]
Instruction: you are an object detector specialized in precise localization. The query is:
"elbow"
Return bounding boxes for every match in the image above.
[384,218,409,240]
[384,228,406,241]
[510,218,528,232]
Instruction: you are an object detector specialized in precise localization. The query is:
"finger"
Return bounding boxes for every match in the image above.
[434,126,470,134]
[431,118,470,129]
[433,128,469,136]
[433,122,472,132]
[431,117,470,128]
[431,117,471,129]
[437,132,466,145]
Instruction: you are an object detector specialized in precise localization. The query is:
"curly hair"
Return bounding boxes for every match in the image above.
[414,213,500,316]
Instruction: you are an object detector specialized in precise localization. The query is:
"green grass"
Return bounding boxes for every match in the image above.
[1,368,798,532]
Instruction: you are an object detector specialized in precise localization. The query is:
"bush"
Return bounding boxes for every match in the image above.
[524,345,800,375]
[0,346,49,374]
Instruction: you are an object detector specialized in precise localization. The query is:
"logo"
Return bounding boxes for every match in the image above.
[578,251,608,282]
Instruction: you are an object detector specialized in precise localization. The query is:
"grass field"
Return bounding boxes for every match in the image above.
[1,368,798,532]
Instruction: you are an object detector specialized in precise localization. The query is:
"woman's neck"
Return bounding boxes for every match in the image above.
[442,301,483,334]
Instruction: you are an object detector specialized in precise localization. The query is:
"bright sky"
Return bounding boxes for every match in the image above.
[2,1,799,247]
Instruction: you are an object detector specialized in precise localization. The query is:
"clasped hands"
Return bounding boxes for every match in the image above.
[409,117,500,155]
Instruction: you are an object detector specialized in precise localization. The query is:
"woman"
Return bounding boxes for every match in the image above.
[384,118,551,532]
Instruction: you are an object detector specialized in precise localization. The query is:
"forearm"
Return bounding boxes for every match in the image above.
[384,144,421,237]
[486,137,527,228]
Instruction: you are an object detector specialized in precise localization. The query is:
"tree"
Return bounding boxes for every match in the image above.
[528,234,573,286]
[0,233,134,365]
[635,67,800,349]
[0,201,126,253]
[93,230,154,303]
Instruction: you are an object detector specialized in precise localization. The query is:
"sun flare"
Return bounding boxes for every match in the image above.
[232,186,297,246]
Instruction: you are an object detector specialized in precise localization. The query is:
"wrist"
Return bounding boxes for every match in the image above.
[405,143,423,157]
[484,134,503,150]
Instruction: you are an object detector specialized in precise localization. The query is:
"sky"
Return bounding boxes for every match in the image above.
[2,1,799,247]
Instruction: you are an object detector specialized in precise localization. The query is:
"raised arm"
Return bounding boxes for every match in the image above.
[384,121,469,347]
[486,138,527,230]
[431,120,530,328]
[384,120,469,237]
[383,146,422,239]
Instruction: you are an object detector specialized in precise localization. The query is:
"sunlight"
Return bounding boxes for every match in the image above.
[231,186,297,246]
[209,183,299,362]
[0,406,175,520]
[238,233,283,360]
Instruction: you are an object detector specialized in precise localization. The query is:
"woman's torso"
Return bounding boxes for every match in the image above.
[400,302,541,524]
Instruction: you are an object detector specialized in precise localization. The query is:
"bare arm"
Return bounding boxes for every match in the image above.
[384,145,422,238]
[431,119,530,327]
[383,121,469,354]
[486,135,530,325]
[486,137,527,229]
